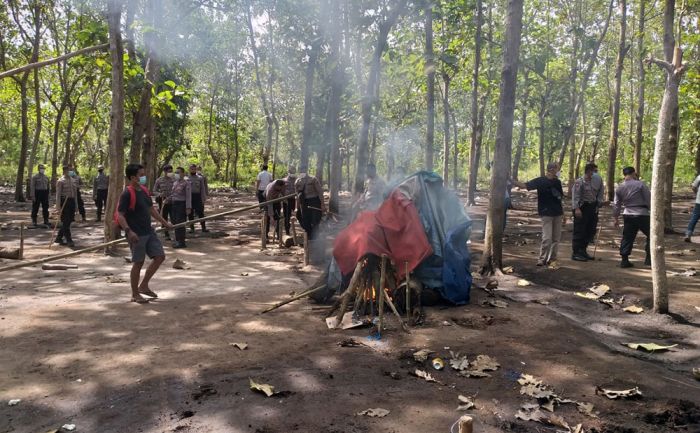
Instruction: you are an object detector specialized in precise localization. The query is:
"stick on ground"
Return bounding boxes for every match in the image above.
[261,285,327,313]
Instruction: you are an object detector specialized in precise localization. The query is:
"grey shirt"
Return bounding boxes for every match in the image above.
[56,175,77,201]
[153,175,174,200]
[572,174,604,210]
[30,172,49,197]
[93,173,110,194]
[613,179,651,217]
[188,175,206,200]
[170,178,191,208]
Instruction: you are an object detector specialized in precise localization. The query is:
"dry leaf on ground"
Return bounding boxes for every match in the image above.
[413,349,433,362]
[623,342,677,352]
[577,402,598,418]
[502,266,514,274]
[481,299,508,308]
[411,369,445,385]
[249,378,276,397]
[172,258,190,270]
[595,386,642,399]
[457,395,475,411]
[517,279,532,287]
[693,368,700,380]
[356,408,389,417]
[449,353,470,371]
[230,342,248,350]
[589,284,610,298]
[623,305,644,314]
[461,355,499,378]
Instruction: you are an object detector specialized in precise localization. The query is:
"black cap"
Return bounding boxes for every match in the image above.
[622,166,636,176]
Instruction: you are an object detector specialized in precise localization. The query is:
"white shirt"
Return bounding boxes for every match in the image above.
[693,175,700,204]
[257,170,273,191]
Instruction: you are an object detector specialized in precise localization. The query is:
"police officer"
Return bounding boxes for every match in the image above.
[153,164,174,240]
[55,165,78,247]
[93,164,110,222]
[613,167,651,268]
[282,165,297,235]
[571,162,604,261]
[187,164,208,233]
[170,166,191,248]
[30,163,50,227]
[70,167,87,222]
[295,166,325,240]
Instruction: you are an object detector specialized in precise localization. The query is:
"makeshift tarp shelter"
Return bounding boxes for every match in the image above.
[331,171,472,305]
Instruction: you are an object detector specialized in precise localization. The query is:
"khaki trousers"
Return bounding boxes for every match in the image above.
[539,215,562,263]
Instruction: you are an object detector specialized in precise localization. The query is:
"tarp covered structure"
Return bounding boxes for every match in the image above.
[332,171,472,305]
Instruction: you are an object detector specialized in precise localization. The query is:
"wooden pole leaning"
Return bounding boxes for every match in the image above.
[377,255,387,334]
[19,223,24,260]
[260,284,327,314]
[0,194,296,274]
[48,196,70,249]
[404,261,410,325]
[332,261,363,328]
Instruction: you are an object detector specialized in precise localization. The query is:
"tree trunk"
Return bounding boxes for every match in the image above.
[15,81,30,202]
[105,0,126,242]
[299,41,320,171]
[354,0,407,194]
[451,107,459,189]
[442,73,450,184]
[246,5,274,164]
[512,70,529,180]
[466,0,483,205]
[633,0,646,175]
[480,0,524,274]
[327,0,344,214]
[574,97,588,177]
[605,0,628,201]
[662,0,677,233]
[649,48,684,314]
[63,101,77,165]
[538,96,546,176]
[27,68,42,195]
[425,3,435,172]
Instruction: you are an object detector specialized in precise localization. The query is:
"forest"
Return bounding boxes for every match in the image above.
[1,0,698,202]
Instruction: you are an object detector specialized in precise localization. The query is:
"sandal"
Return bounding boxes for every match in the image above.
[139,289,158,298]
[131,296,150,304]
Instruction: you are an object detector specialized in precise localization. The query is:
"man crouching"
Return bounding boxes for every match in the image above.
[117,163,173,303]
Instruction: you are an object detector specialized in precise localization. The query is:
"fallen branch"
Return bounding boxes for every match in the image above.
[0,194,296,273]
[260,284,327,314]
[0,43,110,80]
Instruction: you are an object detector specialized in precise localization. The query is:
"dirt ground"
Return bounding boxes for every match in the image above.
[0,185,699,433]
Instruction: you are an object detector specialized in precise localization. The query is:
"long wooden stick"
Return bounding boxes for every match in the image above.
[333,262,363,327]
[19,223,25,260]
[0,194,295,274]
[382,288,410,333]
[592,221,604,258]
[47,196,70,249]
[0,43,109,80]
[260,284,327,313]
[378,255,387,333]
[405,261,410,324]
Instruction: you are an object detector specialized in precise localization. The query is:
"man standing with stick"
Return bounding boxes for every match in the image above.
[117,163,172,303]
[153,164,174,240]
[613,166,651,268]
[30,163,50,227]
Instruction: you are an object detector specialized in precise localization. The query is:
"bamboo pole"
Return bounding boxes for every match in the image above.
[405,261,410,324]
[303,232,310,266]
[0,194,296,274]
[261,214,267,249]
[290,218,298,246]
[260,284,327,313]
[333,262,363,327]
[0,43,110,80]
[383,287,410,333]
[19,223,24,260]
[378,255,387,333]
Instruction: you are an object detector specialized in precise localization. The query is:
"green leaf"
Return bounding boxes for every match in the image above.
[164,80,177,89]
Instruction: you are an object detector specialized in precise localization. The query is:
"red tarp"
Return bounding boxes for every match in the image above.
[333,190,433,279]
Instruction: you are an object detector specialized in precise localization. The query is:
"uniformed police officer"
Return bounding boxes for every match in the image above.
[55,165,78,247]
[153,164,174,240]
[93,164,110,222]
[613,167,651,268]
[30,163,50,227]
[187,164,209,233]
[571,162,604,261]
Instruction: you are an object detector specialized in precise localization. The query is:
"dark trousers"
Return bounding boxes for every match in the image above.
[188,193,206,230]
[76,190,86,219]
[620,215,650,258]
[686,204,700,237]
[257,190,266,210]
[282,197,296,235]
[572,202,598,253]
[266,202,282,236]
[299,196,322,239]
[32,189,50,223]
[57,197,76,242]
[157,197,172,238]
[171,201,188,244]
[95,189,108,220]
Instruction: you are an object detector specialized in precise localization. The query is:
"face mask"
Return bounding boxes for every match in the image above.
[166,172,173,178]
[68,171,76,177]
[174,173,181,181]
[139,175,147,185]
[39,169,45,174]
[556,171,562,178]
